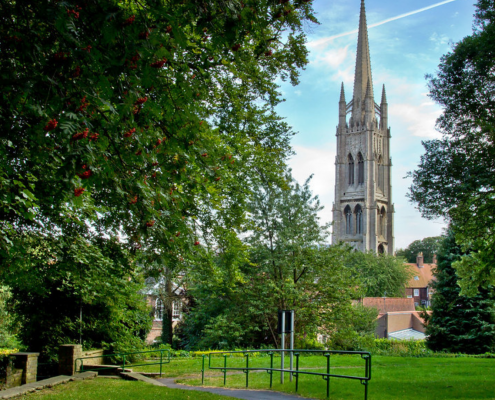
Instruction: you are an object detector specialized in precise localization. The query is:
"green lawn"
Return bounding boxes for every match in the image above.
[150,355,495,400]
[17,378,236,400]
[16,355,495,400]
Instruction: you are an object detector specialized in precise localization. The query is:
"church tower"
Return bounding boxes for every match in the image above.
[332,0,395,254]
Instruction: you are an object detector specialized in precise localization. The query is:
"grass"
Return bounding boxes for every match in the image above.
[15,354,495,399]
[17,378,237,400]
[168,355,495,400]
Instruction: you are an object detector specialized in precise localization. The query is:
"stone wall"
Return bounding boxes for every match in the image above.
[4,353,39,388]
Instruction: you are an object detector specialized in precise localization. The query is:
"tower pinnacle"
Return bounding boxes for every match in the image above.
[351,0,374,123]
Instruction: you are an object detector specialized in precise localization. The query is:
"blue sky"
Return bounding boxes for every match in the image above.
[277,0,477,250]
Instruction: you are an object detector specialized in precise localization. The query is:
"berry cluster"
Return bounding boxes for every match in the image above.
[77,169,92,179]
[124,128,136,138]
[135,97,148,105]
[150,58,167,68]
[44,119,58,131]
[123,15,135,26]
[74,187,85,197]
[81,45,92,53]
[139,30,150,40]
[231,44,241,52]
[89,133,99,141]
[67,9,80,19]
[76,96,89,112]
[146,220,155,227]
[129,195,138,204]
[72,128,89,141]
[73,66,81,77]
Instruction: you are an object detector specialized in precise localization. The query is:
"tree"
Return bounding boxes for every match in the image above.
[345,251,412,298]
[0,0,317,278]
[4,232,152,361]
[396,237,442,264]
[408,0,495,294]
[176,174,376,349]
[424,230,495,354]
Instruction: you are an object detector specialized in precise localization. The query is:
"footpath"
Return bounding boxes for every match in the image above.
[156,377,315,400]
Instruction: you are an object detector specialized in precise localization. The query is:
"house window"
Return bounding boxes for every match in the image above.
[155,298,164,321]
[414,289,419,297]
[414,276,419,281]
[407,295,412,299]
[172,301,181,319]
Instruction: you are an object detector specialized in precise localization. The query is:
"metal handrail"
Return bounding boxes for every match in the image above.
[201,349,371,399]
[75,349,171,377]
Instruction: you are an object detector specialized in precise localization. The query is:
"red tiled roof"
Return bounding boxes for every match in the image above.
[359,297,415,313]
[406,263,435,288]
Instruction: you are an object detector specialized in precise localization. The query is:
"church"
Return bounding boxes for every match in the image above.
[332,0,395,254]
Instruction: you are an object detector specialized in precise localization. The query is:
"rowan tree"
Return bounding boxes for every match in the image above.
[0,0,316,273]
[408,0,495,294]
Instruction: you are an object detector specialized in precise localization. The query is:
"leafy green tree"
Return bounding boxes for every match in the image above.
[0,286,20,349]
[0,0,316,278]
[396,237,442,264]
[424,230,495,354]
[177,174,376,349]
[408,0,495,294]
[4,233,152,361]
[345,251,412,298]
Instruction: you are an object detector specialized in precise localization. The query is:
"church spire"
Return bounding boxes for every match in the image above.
[352,0,374,123]
[340,82,346,102]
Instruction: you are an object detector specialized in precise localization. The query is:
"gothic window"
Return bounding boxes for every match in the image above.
[357,153,364,184]
[354,204,363,235]
[155,298,164,321]
[378,244,385,254]
[344,205,353,235]
[381,207,387,238]
[348,154,355,185]
[377,156,384,192]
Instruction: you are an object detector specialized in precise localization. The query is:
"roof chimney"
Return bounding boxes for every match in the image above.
[432,253,437,264]
[417,252,424,268]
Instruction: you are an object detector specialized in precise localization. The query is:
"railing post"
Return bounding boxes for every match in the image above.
[269,352,274,388]
[245,353,249,388]
[202,355,205,385]
[160,350,163,377]
[325,353,330,398]
[295,353,299,392]
[122,355,126,372]
[223,355,227,386]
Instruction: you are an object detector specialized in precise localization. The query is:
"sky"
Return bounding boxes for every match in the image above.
[276,0,478,250]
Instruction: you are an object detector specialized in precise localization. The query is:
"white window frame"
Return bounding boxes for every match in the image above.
[155,298,164,321]
[414,289,420,297]
[172,301,181,320]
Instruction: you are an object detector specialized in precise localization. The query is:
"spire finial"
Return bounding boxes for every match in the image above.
[340,82,346,102]
[351,0,374,122]
[381,84,387,103]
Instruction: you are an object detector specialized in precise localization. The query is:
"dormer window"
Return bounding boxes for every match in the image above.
[414,276,419,281]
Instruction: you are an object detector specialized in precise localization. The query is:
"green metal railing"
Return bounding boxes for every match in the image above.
[75,349,171,377]
[201,349,371,399]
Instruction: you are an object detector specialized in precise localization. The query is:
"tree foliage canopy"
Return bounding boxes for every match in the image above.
[424,231,495,354]
[0,0,316,274]
[177,175,376,350]
[408,0,495,294]
[396,236,442,264]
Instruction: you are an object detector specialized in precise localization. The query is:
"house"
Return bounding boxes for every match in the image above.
[405,253,436,307]
[358,297,428,340]
[144,276,185,344]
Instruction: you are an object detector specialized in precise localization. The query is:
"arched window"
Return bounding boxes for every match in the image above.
[377,156,384,192]
[378,244,385,254]
[344,205,352,235]
[155,298,164,321]
[354,204,363,235]
[357,153,364,184]
[348,154,355,185]
[381,207,387,239]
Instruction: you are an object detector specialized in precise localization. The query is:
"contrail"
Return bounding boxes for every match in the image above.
[309,0,456,48]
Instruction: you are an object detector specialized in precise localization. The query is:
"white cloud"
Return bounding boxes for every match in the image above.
[389,102,442,139]
[288,143,336,228]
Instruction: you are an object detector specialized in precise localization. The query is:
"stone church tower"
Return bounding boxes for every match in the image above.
[332,0,395,254]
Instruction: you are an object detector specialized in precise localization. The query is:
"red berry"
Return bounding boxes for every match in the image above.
[129,195,138,204]
[123,15,135,26]
[146,220,155,227]
[74,187,85,197]
[124,128,136,138]
[194,241,200,246]
[44,119,58,131]
[72,128,89,141]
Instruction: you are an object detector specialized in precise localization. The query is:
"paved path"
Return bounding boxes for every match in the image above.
[157,378,316,400]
